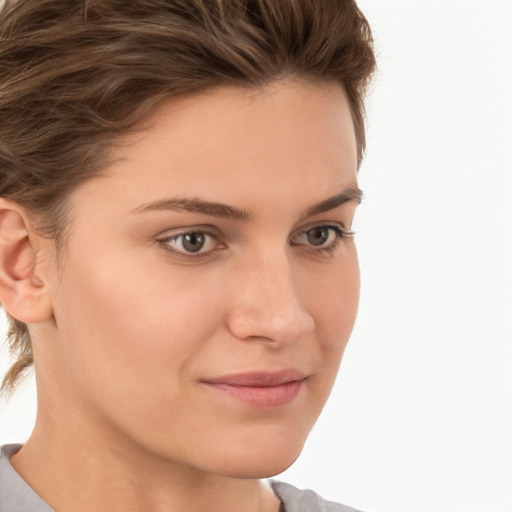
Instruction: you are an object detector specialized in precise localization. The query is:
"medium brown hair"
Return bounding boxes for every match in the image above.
[0,0,375,395]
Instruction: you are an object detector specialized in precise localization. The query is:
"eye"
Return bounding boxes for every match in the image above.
[158,229,222,257]
[291,225,353,251]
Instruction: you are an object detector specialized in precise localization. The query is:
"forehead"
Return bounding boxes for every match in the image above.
[70,79,358,221]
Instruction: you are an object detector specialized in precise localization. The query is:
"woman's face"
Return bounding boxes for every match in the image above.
[39,79,360,478]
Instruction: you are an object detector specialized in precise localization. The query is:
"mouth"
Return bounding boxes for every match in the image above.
[201,369,306,408]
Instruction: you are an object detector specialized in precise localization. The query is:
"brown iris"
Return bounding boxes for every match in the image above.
[182,233,206,252]
[306,227,329,246]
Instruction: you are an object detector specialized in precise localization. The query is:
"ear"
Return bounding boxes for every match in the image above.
[0,199,54,324]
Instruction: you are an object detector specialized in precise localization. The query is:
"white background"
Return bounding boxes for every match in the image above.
[1,1,511,511]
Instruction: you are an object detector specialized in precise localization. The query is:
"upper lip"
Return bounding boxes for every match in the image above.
[202,369,306,387]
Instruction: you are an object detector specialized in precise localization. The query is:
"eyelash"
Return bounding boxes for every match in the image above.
[157,225,354,260]
[157,227,221,259]
[291,225,355,257]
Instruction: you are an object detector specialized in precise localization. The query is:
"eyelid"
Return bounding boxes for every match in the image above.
[154,221,354,261]
[154,223,221,239]
[156,226,224,258]
[291,222,353,241]
[289,223,355,258]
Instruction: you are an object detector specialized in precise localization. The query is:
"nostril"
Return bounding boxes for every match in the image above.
[227,303,314,344]
[226,262,314,343]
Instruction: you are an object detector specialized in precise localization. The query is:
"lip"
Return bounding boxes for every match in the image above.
[201,369,306,408]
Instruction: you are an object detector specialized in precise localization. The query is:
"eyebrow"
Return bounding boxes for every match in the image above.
[133,186,363,221]
[300,186,363,219]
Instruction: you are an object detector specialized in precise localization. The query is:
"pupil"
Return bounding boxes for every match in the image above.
[183,233,205,252]
[307,227,328,246]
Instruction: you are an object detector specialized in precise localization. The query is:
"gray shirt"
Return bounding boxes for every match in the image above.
[0,444,361,512]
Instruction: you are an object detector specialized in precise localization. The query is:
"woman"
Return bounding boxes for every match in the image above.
[0,1,375,511]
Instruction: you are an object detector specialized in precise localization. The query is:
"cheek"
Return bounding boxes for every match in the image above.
[304,246,360,390]
[308,246,360,340]
[52,250,226,405]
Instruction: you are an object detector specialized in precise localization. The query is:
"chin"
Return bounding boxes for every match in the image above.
[217,452,302,479]
[208,429,307,479]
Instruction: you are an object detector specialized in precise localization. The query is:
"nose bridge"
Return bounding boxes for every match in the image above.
[227,247,314,344]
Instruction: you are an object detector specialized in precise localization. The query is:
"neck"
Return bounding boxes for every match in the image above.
[11,406,281,512]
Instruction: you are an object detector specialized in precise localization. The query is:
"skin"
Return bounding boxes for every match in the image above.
[1,78,360,512]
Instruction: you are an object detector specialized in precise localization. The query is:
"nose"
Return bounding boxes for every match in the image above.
[226,254,315,346]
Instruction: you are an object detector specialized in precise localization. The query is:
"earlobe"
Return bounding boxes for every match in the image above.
[0,199,53,324]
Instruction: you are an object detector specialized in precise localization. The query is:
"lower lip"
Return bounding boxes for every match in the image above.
[204,380,304,408]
